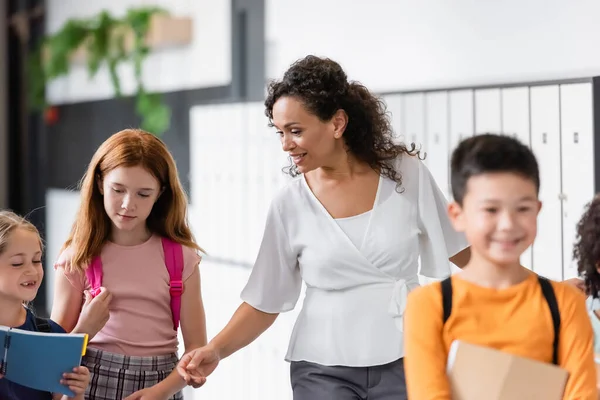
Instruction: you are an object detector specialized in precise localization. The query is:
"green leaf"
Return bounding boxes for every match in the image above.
[27,6,172,136]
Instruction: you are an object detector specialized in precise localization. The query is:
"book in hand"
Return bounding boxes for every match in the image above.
[0,325,88,397]
[446,340,569,400]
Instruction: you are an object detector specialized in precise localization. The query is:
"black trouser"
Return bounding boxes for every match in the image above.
[290,358,407,400]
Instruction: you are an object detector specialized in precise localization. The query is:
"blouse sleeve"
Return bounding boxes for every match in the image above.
[416,159,468,279]
[240,200,302,314]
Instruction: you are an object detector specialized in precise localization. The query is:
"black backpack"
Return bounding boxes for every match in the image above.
[33,316,52,333]
[440,275,561,365]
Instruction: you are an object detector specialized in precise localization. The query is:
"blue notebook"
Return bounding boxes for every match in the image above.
[0,325,88,397]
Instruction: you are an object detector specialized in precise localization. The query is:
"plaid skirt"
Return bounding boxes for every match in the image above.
[82,347,183,400]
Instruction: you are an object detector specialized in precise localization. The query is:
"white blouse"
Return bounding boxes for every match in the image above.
[240,154,468,367]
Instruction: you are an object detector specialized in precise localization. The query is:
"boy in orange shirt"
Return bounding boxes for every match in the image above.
[404,133,597,399]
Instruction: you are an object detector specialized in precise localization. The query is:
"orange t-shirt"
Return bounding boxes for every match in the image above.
[404,271,597,400]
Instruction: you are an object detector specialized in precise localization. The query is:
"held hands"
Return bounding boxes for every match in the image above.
[176,345,220,388]
[60,366,90,400]
[75,287,112,339]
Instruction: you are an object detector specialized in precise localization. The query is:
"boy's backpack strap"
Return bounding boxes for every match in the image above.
[162,238,184,331]
[34,317,52,333]
[538,275,560,365]
[441,277,453,324]
[85,256,103,298]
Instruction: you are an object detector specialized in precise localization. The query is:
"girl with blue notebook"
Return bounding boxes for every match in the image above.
[0,210,96,400]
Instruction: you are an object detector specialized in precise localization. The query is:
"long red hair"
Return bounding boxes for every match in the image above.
[63,129,203,273]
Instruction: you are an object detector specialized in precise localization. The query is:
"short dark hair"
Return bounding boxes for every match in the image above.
[573,194,600,298]
[450,133,540,205]
[264,55,421,188]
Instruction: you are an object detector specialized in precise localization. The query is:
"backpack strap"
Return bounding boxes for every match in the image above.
[162,238,184,331]
[85,256,103,298]
[441,277,453,324]
[538,276,560,365]
[441,274,560,366]
[34,317,52,333]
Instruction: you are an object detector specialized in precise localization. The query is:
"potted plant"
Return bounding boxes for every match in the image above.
[28,6,174,136]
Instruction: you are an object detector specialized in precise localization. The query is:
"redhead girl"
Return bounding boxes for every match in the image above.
[51,129,207,400]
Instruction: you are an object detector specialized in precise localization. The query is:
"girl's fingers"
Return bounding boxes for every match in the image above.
[61,378,86,386]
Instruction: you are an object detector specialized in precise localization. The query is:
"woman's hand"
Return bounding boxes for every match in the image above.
[176,345,220,388]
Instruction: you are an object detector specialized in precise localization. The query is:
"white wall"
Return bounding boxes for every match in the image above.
[45,0,231,104]
[266,0,600,92]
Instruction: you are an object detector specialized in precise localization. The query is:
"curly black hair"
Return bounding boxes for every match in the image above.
[264,55,421,189]
[573,194,600,298]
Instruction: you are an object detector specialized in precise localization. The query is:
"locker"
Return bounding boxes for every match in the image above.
[475,88,502,134]
[189,105,218,256]
[383,94,403,140]
[425,91,450,198]
[213,105,230,259]
[402,93,426,152]
[530,86,563,281]
[560,83,595,279]
[501,87,533,270]
[501,87,531,147]
[229,103,245,263]
[246,103,265,264]
[448,90,474,157]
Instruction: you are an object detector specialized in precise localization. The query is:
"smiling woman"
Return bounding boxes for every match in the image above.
[176,55,471,400]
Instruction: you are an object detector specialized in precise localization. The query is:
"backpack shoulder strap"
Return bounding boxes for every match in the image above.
[162,237,184,331]
[34,317,52,333]
[538,275,560,365]
[85,256,103,298]
[441,277,453,324]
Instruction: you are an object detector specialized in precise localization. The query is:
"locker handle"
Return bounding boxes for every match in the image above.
[574,132,579,143]
[542,133,547,144]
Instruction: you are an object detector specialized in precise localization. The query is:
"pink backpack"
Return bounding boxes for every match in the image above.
[85,237,184,331]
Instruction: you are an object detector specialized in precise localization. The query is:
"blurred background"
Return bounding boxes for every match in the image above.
[1,0,599,399]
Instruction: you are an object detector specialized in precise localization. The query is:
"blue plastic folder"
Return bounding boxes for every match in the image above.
[0,325,88,397]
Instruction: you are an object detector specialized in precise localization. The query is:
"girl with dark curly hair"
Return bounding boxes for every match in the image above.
[573,194,600,355]
[177,55,470,399]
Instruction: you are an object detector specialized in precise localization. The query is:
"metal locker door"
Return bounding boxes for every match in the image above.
[502,87,533,270]
[501,87,531,147]
[449,90,474,148]
[475,88,502,135]
[560,82,595,279]
[248,102,270,264]
[448,90,474,200]
[189,105,219,257]
[403,93,426,155]
[530,86,563,281]
[230,103,246,263]
[383,94,403,141]
[425,91,450,199]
